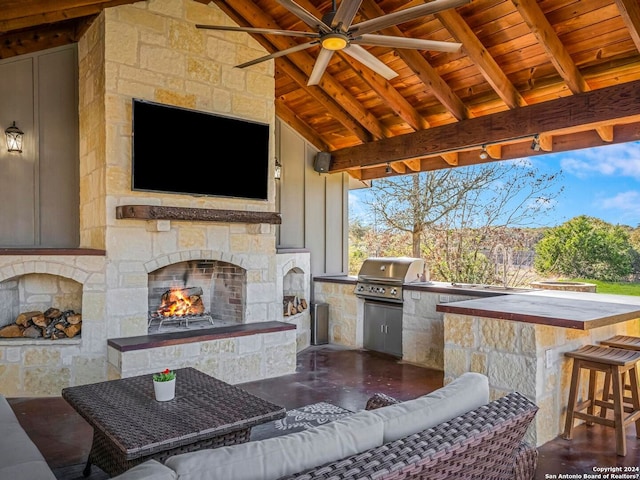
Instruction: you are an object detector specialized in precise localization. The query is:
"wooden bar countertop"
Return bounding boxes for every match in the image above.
[436,289,640,330]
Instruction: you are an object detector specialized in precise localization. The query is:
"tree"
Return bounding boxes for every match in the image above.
[358,161,562,284]
[534,215,634,281]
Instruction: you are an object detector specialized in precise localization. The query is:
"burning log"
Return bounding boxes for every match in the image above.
[157,287,205,317]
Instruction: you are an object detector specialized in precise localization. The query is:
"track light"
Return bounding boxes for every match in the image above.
[479,145,488,160]
[531,134,541,151]
[385,163,392,174]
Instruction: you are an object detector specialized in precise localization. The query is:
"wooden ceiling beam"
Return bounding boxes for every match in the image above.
[512,0,613,143]
[512,0,588,94]
[615,0,640,52]
[436,10,527,109]
[337,51,429,131]
[485,144,502,159]
[353,121,640,181]
[360,0,470,121]
[390,162,406,174]
[441,153,459,165]
[275,59,372,144]
[0,0,137,32]
[404,159,422,171]
[0,20,83,59]
[330,79,640,171]
[538,134,553,152]
[275,99,330,152]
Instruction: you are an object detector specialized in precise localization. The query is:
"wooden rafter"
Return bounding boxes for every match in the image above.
[437,9,527,109]
[359,0,470,121]
[511,0,613,143]
[615,0,640,52]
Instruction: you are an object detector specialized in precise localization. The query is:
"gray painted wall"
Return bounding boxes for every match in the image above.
[0,45,79,247]
[276,119,349,277]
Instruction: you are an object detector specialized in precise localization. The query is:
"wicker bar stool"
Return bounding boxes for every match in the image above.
[562,344,640,456]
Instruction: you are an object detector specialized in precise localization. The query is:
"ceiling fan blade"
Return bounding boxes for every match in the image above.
[237,41,319,69]
[331,0,364,32]
[342,44,398,80]
[308,48,336,86]
[350,0,471,36]
[196,24,319,39]
[354,34,462,53]
[276,0,332,33]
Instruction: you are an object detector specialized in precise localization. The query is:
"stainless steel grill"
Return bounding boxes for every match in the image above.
[355,257,426,303]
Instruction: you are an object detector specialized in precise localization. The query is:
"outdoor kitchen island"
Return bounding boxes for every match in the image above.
[313,276,640,447]
[436,289,640,447]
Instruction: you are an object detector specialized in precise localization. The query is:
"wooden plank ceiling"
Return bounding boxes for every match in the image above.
[2,0,640,180]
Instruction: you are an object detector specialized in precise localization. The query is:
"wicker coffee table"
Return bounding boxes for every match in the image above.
[61,367,285,477]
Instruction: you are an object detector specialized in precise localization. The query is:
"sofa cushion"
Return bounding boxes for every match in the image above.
[111,459,177,480]
[164,409,384,480]
[0,395,21,425]
[0,397,56,480]
[371,372,489,443]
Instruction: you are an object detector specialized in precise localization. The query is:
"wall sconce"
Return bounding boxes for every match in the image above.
[5,121,24,153]
[479,145,488,160]
[274,158,282,180]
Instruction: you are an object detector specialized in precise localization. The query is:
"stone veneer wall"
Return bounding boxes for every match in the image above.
[108,329,296,384]
[443,313,640,446]
[403,290,475,370]
[313,280,360,348]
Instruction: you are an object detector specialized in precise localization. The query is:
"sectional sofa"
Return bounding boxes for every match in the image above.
[111,372,539,480]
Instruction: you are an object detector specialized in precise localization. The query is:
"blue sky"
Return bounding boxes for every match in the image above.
[349,140,640,228]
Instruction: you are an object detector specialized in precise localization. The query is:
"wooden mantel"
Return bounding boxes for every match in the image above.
[115,205,282,224]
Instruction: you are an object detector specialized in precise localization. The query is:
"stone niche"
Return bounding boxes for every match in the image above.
[276,251,311,352]
[0,274,83,339]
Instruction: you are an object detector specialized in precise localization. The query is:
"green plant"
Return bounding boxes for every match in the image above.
[153,368,176,382]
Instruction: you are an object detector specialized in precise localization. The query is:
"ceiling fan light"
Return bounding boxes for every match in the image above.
[322,34,348,51]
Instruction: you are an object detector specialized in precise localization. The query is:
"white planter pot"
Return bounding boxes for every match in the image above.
[153,378,176,401]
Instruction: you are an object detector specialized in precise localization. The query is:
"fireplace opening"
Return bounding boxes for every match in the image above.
[0,274,83,340]
[148,260,246,333]
[282,267,308,318]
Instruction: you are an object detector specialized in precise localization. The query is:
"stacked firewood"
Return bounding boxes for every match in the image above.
[283,296,308,316]
[0,308,82,339]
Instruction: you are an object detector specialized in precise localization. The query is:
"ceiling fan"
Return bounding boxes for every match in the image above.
[196,0,470,86]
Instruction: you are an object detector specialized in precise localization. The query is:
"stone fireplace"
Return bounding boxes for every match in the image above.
[0,0,303,397]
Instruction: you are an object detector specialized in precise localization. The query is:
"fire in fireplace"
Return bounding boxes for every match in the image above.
[147,259,247,333]
[148,286,215,330]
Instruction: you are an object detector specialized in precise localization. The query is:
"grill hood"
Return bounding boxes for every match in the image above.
[355,257,426,303]
[357,257,426,284]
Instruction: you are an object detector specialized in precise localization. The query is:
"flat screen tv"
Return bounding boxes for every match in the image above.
[132,99,270,200]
